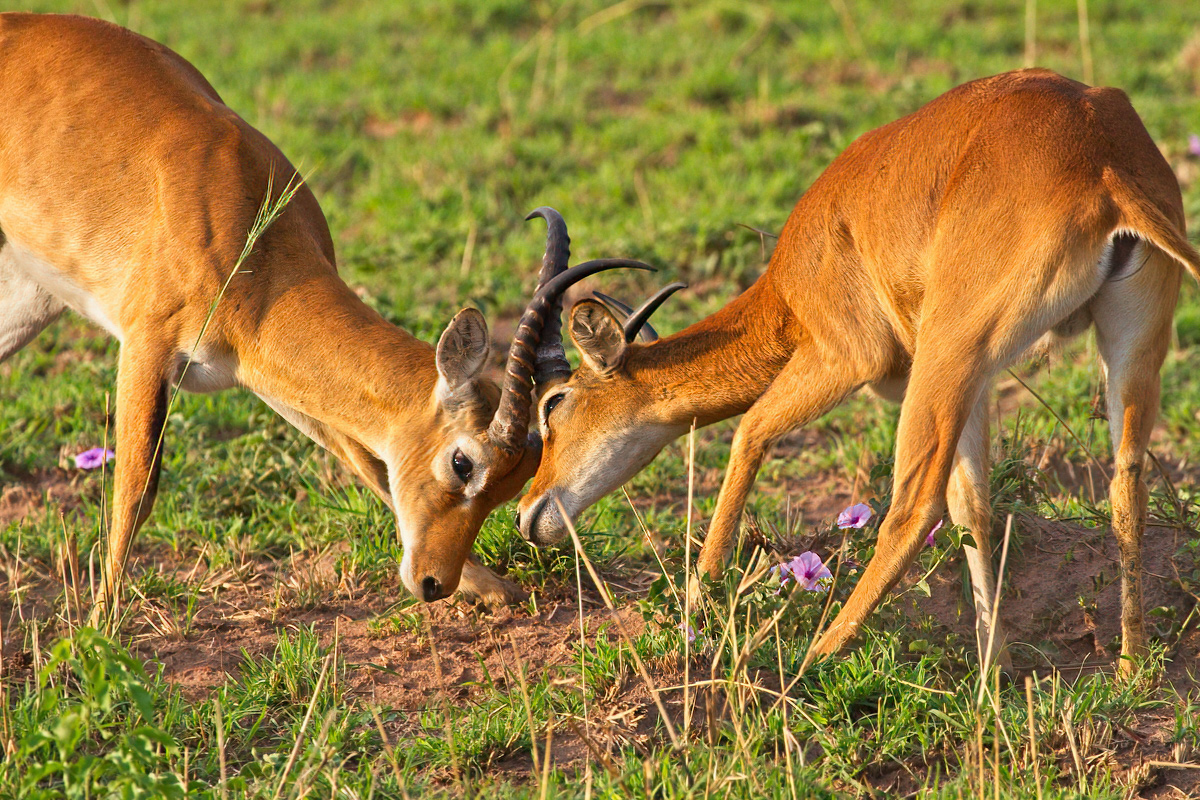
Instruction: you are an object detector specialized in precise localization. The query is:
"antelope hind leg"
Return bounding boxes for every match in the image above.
[1093,248,1178,674]
[946,392,1012,673]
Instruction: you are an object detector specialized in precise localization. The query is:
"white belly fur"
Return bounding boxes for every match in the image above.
[2,236,240,393]
[1,238,123,341]
[174,348,240,393]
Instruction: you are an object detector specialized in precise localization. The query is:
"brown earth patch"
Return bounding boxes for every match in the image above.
[912,516,1198,672]
[0,469,80,528]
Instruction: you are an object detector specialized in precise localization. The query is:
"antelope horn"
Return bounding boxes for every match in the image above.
[487,223,656,455]
[526,207,572,387]
[593,281,687,343]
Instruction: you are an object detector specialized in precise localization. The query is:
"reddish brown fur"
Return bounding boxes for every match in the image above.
[521,69,1200,672]
[0,13,538,612]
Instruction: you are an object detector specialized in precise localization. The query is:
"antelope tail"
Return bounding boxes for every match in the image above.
[1105,168,1200,282]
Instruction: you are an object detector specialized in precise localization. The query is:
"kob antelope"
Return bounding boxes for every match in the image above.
[0,13,648,611]
[518,69,1200,671]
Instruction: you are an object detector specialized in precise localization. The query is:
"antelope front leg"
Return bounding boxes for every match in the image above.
[693,349,855,584]
[92,339,173,621]
[806,356,986,665]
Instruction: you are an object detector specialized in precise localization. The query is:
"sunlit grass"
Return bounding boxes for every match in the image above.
[2,0,1200,796]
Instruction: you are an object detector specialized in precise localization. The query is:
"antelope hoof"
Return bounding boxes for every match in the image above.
[457,569,529,609]
[1117,640,1148,679]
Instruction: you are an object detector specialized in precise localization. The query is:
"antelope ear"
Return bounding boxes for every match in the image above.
[570,300,627,375]
[435,308,490,405]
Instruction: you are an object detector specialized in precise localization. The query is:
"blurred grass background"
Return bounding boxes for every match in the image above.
[6,0,1200,558]
[3,2,1200,797]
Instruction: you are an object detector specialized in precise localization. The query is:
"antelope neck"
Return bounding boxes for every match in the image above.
[628,278,797,430]
[236,272,438,454]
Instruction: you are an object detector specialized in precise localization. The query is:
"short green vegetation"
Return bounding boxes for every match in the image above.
[3,1,1200,797]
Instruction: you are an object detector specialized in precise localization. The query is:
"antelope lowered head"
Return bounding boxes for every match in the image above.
[520,67,1200,678]
[516,283,707,546]
[391,209,655,600]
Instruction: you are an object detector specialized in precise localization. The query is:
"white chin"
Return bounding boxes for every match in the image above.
[399,551,418,596]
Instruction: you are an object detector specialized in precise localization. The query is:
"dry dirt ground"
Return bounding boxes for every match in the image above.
[2,388,1199,795]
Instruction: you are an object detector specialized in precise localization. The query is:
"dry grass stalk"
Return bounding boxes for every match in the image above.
[1025,0,1037,67]
[215,699,229,800]
[508,638,541,776]
[1026,674,1043,800]
[539,716,555,800]
[1077,0,1093,85]
[556,497,681,750]
[423,612,468,796]
[369,705,406,792]
[271,652,331,800]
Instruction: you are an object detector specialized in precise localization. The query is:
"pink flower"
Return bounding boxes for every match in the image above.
[777,551,833,593]
[925,519,944,547]
[74,447,115,470]
[837,503,872,529]
[1189,133,1200,158]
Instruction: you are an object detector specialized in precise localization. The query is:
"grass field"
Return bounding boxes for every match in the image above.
[4,0,1200,797]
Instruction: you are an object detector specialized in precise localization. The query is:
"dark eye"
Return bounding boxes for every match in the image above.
[543,392,565,424]
[451,449,473,482]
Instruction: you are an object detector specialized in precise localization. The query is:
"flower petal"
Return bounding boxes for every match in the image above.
[925,519,944,547]
[74,447,115,470]
[795,551,832,590]
[836,503,872,529]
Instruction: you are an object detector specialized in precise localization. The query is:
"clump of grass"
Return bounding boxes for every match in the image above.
[2,1,1200,797]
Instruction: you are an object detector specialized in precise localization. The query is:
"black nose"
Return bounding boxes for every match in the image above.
[421,576,443,602]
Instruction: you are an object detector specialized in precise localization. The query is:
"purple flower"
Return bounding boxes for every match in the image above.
[1189,133,1200,158]
[777,551,833,593]
[836,503,872,529]
[925,519,943,547]
[679,620,696,643]
[74,447,115,470]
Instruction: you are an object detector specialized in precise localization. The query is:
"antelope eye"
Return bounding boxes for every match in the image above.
[543,392,565,424]
[451,449,473,482]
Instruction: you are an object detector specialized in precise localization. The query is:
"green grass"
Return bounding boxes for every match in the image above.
[3,0,1200,797]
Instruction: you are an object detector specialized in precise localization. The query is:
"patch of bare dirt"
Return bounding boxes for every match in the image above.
[0,469,79,527]
[120,554,664,771]
[915,516,1197,670]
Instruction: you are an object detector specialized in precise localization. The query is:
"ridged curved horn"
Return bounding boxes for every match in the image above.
[535,258,654,301]
[487,241,656,455]
[591,291,647,340]
[592,292,635,318]
[525,208,571,386]
[595,282,686,343]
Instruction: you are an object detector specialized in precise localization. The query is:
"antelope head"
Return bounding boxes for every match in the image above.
[515,283,687,546]
[395,209,654,600]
